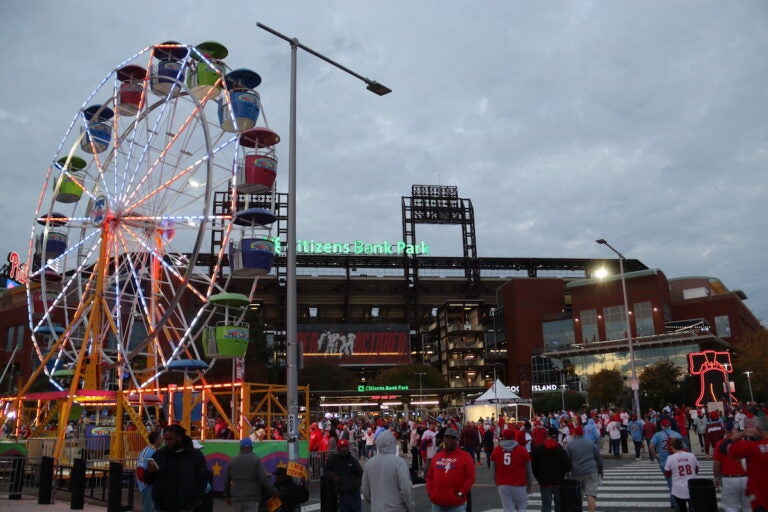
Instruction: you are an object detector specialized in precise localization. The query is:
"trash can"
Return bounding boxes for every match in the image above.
[558,478,582,512]
[688,478,718,512]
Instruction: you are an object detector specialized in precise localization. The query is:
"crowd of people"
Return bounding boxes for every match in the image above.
[128,400,768,512]
[137,424,309,512]
[312,402,768,512]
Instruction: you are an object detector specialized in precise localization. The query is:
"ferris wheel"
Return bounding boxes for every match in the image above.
[25,41,280,397]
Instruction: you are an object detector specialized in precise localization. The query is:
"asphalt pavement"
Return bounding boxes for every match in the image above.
[0,442,716,512]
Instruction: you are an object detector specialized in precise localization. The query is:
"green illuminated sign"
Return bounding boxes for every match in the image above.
[269,238,430,256]
[357,384,410,392]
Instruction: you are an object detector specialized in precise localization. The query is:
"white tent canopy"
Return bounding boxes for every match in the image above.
[473,379,525,403]
[465,380,533,422]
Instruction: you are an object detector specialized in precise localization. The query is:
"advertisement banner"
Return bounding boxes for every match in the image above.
[298,324,411,366]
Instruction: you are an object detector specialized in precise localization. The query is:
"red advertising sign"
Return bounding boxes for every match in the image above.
[298,324,411,366]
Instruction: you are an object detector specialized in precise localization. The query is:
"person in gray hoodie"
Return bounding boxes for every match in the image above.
[565,426,603,512]
[361,430,415,512]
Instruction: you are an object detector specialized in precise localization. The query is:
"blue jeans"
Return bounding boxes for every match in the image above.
[140,486,154,512]
[540,485,560,512]
[431,505,466,512]
[338,491,361,512]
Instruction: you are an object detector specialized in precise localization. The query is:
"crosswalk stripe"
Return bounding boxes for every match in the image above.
[479,458,718,512]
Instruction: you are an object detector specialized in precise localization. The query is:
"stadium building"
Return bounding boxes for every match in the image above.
[1,185,762,412]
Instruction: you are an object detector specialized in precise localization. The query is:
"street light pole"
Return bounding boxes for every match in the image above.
[416,371,427,419]
[744,370,754,403]
[257,22,390,462]
[596,239,641,420]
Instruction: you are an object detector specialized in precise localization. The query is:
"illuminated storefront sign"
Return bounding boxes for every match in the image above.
[506,384,560,394]
[1,252,28,288]
[356,384,409,393]
[298,324,410,366]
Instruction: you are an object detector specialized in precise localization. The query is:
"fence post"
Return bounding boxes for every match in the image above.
[70,458,87,510]
[107,461,123,512]
[8,456,25,499]
[38,456,54,504]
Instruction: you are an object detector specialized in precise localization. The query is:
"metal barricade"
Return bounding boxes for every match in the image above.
[307,446,359,482]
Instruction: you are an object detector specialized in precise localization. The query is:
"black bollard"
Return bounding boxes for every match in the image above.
[38,456,54,504]
[319,476,337,512]
[557,478,582,512]
[8,456,25,499]
[620,426,629,453]
[688,478,718,512]
[107,461,123,512]
[70,458,87,510]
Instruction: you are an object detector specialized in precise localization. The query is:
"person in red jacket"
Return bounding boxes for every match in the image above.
[491,429,532,511]
[726,416,768,512]
[427,428,476,511]
[309,422,322,452]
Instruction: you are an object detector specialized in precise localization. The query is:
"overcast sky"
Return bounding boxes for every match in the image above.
[1,1,766,324]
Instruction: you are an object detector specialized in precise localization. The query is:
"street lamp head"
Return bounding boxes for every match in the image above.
[595,239,607,245]
[366,80,392,96]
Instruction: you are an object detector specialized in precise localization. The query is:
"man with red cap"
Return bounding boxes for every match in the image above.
[704,411,726,458]
[491,428,532,511]
[566,425,603,512]
[324,438,363,512]
[427,427,475,512]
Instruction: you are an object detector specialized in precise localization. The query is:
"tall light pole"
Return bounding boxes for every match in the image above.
[416,371,427,419]
[596,239,641,420]
[257,23,390,462]
[560,370,567,413]
[744,370,755,403]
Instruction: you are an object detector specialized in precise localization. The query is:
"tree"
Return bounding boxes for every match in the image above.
[639,360,683,410]
[298,359,357,391]
[533,391,586,414]
[587,369,626,409]
[732,328,768,403]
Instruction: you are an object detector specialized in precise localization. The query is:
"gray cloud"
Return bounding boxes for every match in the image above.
[1,0,766,323]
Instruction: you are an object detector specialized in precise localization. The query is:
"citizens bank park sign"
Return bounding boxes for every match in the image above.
[298,324,411,366]
[265,238,430,256]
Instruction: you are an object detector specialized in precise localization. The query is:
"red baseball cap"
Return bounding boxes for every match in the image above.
[337,439,349,448]
[501,428,515,439]
[661,419,672,427]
